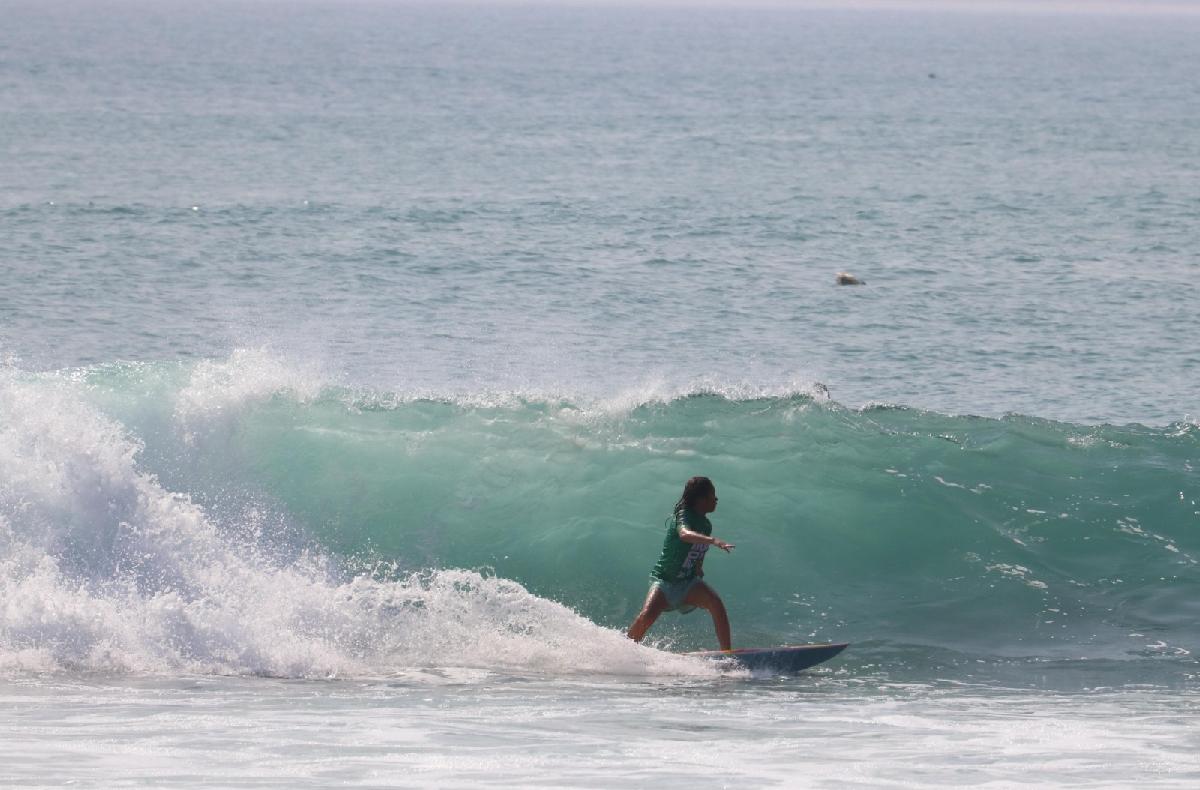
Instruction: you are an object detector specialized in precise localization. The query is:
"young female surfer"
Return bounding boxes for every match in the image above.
[627,476,735,650]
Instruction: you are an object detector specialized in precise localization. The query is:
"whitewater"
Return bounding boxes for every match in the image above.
[3,1,1199,787]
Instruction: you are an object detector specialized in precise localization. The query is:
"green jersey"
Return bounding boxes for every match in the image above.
[650,508,712,582]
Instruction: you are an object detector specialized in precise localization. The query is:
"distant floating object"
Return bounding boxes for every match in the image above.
[928,72,937,79]
[836,272,864,286]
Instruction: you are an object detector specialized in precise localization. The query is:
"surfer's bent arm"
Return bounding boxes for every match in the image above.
[677,527,734,552]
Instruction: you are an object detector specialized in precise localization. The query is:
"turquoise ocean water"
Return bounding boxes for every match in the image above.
[2,2,1198,786]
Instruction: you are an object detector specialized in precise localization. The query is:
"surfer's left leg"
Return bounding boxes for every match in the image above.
[683,581,731,651]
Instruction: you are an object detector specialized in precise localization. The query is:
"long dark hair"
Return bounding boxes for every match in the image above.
[673,476,715,519]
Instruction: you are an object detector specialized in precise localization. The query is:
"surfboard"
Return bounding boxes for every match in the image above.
[684,643,848,673]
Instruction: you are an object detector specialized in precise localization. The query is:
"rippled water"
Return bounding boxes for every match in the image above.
[4,2,1199,422]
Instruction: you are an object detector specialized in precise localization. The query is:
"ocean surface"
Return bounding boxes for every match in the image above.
[2,1,1198,787]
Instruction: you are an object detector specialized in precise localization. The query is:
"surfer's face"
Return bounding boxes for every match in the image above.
[697,490,718,514]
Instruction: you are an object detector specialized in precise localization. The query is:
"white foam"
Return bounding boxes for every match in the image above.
[0,370,713,679]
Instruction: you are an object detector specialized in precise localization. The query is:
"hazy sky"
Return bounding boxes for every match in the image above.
[414,0,1200,15]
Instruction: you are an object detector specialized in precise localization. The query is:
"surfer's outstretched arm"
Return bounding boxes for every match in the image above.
[677,527,734,552]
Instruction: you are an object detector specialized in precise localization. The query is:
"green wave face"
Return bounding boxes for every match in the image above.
[187,387,1199,662]
[5,358,1197,680]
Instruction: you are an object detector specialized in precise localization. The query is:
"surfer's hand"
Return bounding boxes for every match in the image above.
[713,539,734,552]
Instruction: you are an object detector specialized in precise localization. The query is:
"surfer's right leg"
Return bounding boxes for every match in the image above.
[683,581,732,651]
[627,586,669,643]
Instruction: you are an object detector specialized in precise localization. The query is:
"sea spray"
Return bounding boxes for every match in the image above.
[0,365,713,678]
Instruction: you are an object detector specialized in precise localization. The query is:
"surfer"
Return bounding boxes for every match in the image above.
[627,476,735,651]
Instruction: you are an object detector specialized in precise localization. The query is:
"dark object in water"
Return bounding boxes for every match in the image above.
[685,643,850,674]
[836,272,864,285]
